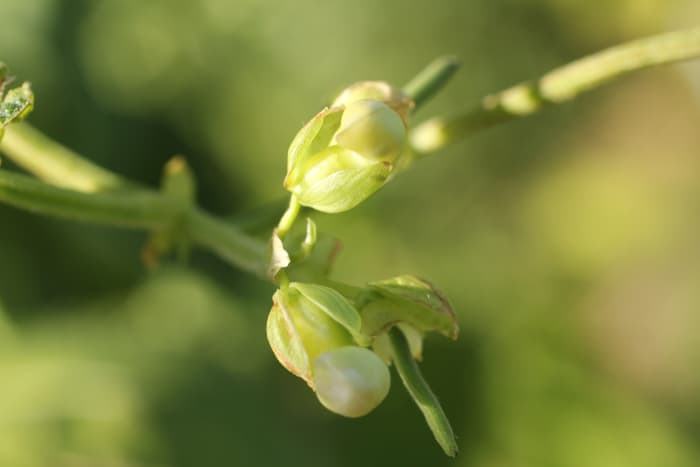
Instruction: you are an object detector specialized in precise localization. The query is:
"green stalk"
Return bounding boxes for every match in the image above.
[388,327,458,457]
[411,26,700,153]
[275,195,301,239]
[0,169,269,277]
[186,209,268,278]
[1,123,128,192]
[0,170,175,228]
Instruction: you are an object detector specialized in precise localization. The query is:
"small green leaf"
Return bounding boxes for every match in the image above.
[267,290,312,383]
[287,107,343,174]
[290,282,369,346]
[358,275,458,339]
[388,327,458,457]
[291,148,392,213]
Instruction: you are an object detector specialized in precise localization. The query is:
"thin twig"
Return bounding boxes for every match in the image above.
[1,123,128,192]
[411,27,700,153]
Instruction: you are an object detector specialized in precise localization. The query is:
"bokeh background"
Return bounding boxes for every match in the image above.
[2,0,700,466]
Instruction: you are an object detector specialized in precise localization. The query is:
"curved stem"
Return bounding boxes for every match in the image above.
[0,170,176,228]
[276,195,301,239]
[403,56,461,111]
[186,209,268,278]
[388,327,458,457]
[1,123,128,192]
[0,169,269,278]
[411,26,700,153]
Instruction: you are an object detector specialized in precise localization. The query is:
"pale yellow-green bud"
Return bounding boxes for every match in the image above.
[284,82,413,213]
[266,283,391,417]
[333,100,405,161]
[266,284,357,385]
[313,346,390,418]
[331,80,413,124]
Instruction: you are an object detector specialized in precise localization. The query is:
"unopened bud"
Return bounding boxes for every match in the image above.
[331,81,413,124]
[284,82,413,213]
[313,346,390,418]
[266,282,391,417]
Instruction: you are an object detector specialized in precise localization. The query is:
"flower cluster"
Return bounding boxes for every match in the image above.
[267,80,459,455]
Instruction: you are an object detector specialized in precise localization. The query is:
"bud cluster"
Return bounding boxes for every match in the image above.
[267,79,458,454]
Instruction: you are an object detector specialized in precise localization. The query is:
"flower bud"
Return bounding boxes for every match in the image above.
[331,81,413,124]
[284,82,413,213]
[266,282,368,383]
[313,346,390,418]
[266,282,391,417]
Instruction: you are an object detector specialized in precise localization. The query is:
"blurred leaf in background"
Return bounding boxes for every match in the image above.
[1,0,700,466]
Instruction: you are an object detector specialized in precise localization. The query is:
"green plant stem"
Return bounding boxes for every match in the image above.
[0,170,176,228]
[410,26,700,153]
[1,123,128,192]
[403,56,461,111]
[0,169,269,277]
[186,209,268,278]
[276,195,301,239]
[388,327,458,457]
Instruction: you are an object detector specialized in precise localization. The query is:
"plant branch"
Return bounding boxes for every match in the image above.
[0,169,269,277]
[410,26,700,153]
[186,209,268,278]
[388,327,458,457]
[0,170,175,228]
[1,123,128,192]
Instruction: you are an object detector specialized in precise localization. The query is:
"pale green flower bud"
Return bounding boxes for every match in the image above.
[333,100,405,161]
[266,282,390,417]
[284,83,413,213]
[331,81,414,124]
[313,346,390,418]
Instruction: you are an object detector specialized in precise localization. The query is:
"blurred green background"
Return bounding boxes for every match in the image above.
[2,0,700,466]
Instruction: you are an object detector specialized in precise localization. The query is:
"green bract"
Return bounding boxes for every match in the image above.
[266,282,389,417]
[355,275,459,362]
[284,82,413,213]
